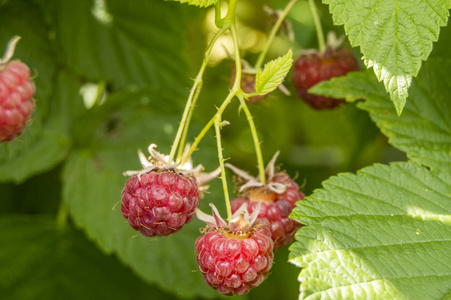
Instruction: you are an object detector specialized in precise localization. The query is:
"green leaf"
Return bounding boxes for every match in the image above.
[323,0,451,115]
[310,58,451,174]
[0,215,170,299]
[62,89,221,299]
[39,0,190,91]
[167,0,217,8]
[289,161,451,300]
[0,1,70,183]
[255,49,293,95]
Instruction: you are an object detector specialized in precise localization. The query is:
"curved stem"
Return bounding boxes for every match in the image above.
[237,94,266,185]
[176,81,202,162]
[214,115,232,220]
[254,0,298,70]
[181,21,242,165]
[309,0,326,53]
[181,90,237,165]
[168,25,229,163]
[215,0,225,28]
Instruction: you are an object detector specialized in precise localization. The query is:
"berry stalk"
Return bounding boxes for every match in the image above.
[237,94,266,185]
[254,0,298,70]
[214,114,232,220]
[308,0,326,53]
[181,86,237,166]
[168,25,229,163]
[181,15,242,165]
[176,81,202,162]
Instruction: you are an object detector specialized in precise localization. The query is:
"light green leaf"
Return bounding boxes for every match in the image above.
[255,49,293,95]
[289,161,451,300]
[167,0,217,8]
[323,0,451,115]
[0,215,169,299]
[62,89,222,299]
[310,58,451,174]
[0,1,69,183]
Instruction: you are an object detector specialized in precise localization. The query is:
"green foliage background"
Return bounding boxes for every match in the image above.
[0,0,449,299]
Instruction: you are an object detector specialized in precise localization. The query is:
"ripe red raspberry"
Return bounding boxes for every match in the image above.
[0,42,36,142]
[227,152,305,249]
[121,171,199,237]
[121,144,204,237]
[292,46,359,109]
[231,171,304,249]
[195,203,274,295]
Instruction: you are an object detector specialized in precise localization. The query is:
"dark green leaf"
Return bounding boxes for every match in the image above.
[0,215,171,299]
[41,0,190,91]
[310,58,451,174]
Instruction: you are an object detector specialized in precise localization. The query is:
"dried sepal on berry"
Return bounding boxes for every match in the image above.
[195,203,274,296]
[226,151,305,249]
[123,144,203,178]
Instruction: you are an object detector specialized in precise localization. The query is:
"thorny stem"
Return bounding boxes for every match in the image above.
[254,0,298,70]
[214,115,232,220]
[181,89,237,166]
[169,25,229,163]
[179,0,269,216]
[181,11,242,165]
[308,0,326,53]
[237,94,266,185]
[176,81,202,162]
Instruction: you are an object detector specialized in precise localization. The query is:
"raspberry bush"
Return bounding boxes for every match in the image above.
[1,0,450,299]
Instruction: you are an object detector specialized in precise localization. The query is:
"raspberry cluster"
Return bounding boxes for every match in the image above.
[121,171,199,237]
[0,60,35,142]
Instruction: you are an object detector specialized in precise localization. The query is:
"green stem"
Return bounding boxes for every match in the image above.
[214,115,232,220]
[254,0,298,70]
[309,0,326,53]
[237,94,266,185]
[181,21,242,165]
[168,25,229,163]
[176,81,202,162]
[56,201,69,232]
[215,0,225,28]
[181,90,237,165]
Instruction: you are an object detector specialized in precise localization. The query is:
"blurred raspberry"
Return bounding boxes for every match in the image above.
[0,60,35,142]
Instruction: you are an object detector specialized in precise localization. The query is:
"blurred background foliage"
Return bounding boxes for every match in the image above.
[0,0,406,299]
